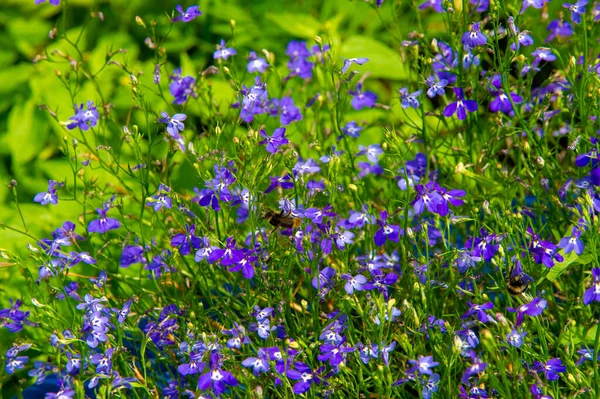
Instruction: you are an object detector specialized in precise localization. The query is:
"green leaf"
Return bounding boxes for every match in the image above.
[546,251,592,282]
[559,324,598,346]
[340,36,409,80]
[266,12,321,39]
[5,99,48,165]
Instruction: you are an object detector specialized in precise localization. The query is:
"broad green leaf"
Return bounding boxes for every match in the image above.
[340,36,409,80]
[559,324,598,346]
[546,251,592,283]
[266,12,321,39]
[6,99,48,165]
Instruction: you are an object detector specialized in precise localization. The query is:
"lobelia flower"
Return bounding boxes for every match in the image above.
[399,88,423,108]
[470,0,489,12]
[67,101,99,130]
[520,0,545,13]
[178,351,206,376]
[461,22,487,48]
[208,237,243,266]
[171,5,202,22]
[583,267,600,304]
[527,227,564,268]
[356,342,379,364]
[506,328,527,348]
[169,68,196,105]
[223,322,251,349]
[246,51,269,73]
[317,337,356,366]
[546,19,574,42]
[531,384,553,399]
[425,75,448,98]
[214,39,236,60]
[380,341,396,366]
[274,96,302,125]
[406,355,439,376]
[532,47,557,64]
[120,245,146,267]
[340,57,369,73]
[264,174,294,193]
[349,83,377,110]
[454,250,483,273]
[461,301,495,323]
[286,362,322,394]
[374,304,401,325]
[443,88,478,120]
[197,352,238,395]
[146,183,173,211]
[419,0,444,12]
[88,199,121,234]
[340,273,367,294]
[242,348,270,375]
[34,180,63,205]
[563,0,588,24]
[259,127,289,154]
[35,0,61,4]
[508,297,548,326]
[171,224,202,256]
[533,358,567,381]
[461,357,488,384]
[341,121,363,138]
[558,227,584,255]
[158,112,186,137]
[293,158,320,178]
[374,210,402,246]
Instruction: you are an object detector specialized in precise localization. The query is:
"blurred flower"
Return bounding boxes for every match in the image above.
[172,5,202,22]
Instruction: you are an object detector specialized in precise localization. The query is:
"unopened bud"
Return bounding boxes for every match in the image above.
[535,156,545,168]
[230,19,236,29]
[135,16,146,28]
[314,35,322,45]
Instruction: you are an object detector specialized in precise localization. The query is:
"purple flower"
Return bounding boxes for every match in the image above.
[546,19,574,42]
[171,224,202,255]
[558,227,584,255]
[293,158,320,177]
[169,68,196,105]
[67,101,99,130]
[461,357,488,384]
[88,200,121,234]
[178,351,206,376]
[349,83,377,110]
[172,5,202,22]
[443,88,478,120]
[35,0,61,5]
[259,127,289,154]
[197,353,238,395]
[563,0,588,24]
[506,328,527,348]
[461,22,487,48]
[273,96,302,125]
[340,274,367,294]
[425,75,448,98]
[120,245,146,268]
[34,180,63,205]
[419,0,444,12]
[356,342,379,364]
[146,183,173,211]
[533,358,566,381]
[242,348,269,375]
[341,57,369,73]
[214,39,237,60]
[317,337,356,366]
[583,268,600,305]
[399,88,423,108]
[510,31,535,51]
[461,301,495,323]
[508,297,548,325]
[286,362,320,394]
[406,355,439,376]
[264,174,294,193]
[380,341,396,366]
[158,112,186,137]
[341,121,363,138]
[532,47,557,63]
[520,0,545,13]
[288,57,314,79]
[247,51,269,73]
[374,211,402,246]
[490,91,523,114]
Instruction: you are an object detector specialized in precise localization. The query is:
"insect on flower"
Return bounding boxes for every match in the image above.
[506,263,534,296]
[262,209,302,231]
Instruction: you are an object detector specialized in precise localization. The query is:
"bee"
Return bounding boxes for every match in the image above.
[263,209,302,230]
[506,268,534,296]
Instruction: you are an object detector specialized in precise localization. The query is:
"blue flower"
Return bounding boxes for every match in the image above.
[66,101,99,130]
[172,5,202,22]
[214,39,237,60]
